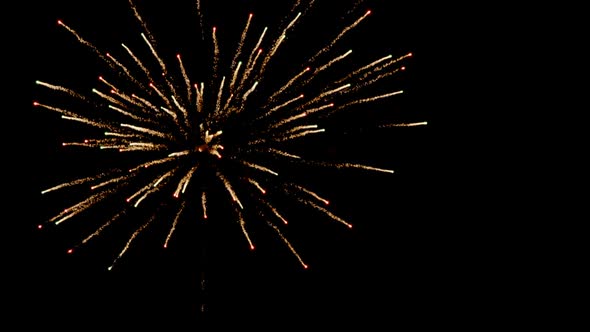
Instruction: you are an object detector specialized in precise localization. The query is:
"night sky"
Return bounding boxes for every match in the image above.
[8,0,485,329]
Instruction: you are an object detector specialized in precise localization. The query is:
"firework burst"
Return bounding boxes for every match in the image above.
[34,0,424,272]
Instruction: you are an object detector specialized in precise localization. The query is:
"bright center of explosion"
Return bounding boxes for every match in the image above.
[196,129,224,159]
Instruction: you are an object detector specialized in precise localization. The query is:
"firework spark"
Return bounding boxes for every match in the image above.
[35,0,422,270]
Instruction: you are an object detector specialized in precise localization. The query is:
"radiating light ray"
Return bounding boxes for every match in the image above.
[335,163,394,174]
[176,54,193,103]
[171,95,190,124]
[257,9,302,82]
[120,123,171,140]
[241,49,263,87]
[335,54,393,85]
[122,43,157,88]
[276,128,325,142]
[50,189,115,225]
[164,201,187,248]
[100,144,127,150]
[108,214,157,271]
[160,106,179,120]
[260,200,289,225]
[302,199,352,228]
[105,52,145,90]
[195,0,205,41]
[141,32,181,102]
[79,211,127,247]
[266,67,310,104]
[240,161,279,176]
[61,115,116,131]
[58,20,106,61]
[222,93,235,113]
[93,89,127,109]
[35,81,89,102]
[296,84,350,112]
[168,150,191,158]
[247,178,266,194]
[98,76,118,92]
[258,34,286,78]
[201,191,208,219]
[214,76,226,117]
[104,132,142,140]
[141,33,167,74]
[283,124,319,135]
[267,148,302,160]
[293,184,330,205]
[267,221,306,268]
[330,90,403,113]
[175,165,199,197]
[354,67,404,92]
[120,143,167,153]
[108,105,146,123]
[229,61,243,93]
[110,89,145,109]
[134,186,158,207]
[314,49,353,75]
[153,169,177,188]
[237,208,254,250]
[242,81,258,101]
[307,10,371,64]
[231,14,253,72]
[128,0,156,46]
[195,82,204,113]
[217,172,243,209]
[263,94,305,119]
[128,155,176,173]
[42,176,98,194]
[242,27,267,83]
[132,94,161,113]
[346,0,368,16]
[212,27,220,82]
[91,173,133,190]
[266,110,307,130]
[379,121,428,128]
[61,142,94,147]
[302,102,334,115]
[33,102,77,118]
[286,12,302,31]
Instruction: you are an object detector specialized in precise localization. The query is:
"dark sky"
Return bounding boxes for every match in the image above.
[9,0,487,329]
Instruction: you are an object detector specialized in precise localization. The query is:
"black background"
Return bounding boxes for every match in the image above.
[7,0,501,330]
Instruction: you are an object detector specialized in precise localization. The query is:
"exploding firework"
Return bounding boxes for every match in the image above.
[34,0,424,272]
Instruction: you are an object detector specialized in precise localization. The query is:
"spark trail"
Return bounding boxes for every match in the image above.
[35,0,422,271]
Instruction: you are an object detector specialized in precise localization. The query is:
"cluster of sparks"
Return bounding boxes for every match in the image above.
[35,0,425,270]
